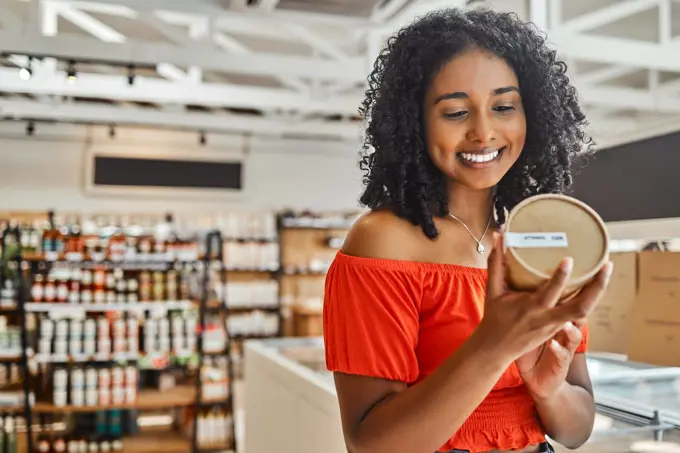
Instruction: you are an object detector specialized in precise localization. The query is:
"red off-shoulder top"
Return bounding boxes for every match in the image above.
[323,251,588,453]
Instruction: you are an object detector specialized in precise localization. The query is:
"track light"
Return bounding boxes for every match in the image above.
[18,67,32,81]
[18,57,33,81]
[66,61,77,84]
[199,131,207,146]
[109,124,116,139]
[26,121,35,136]
[127,65,136,86]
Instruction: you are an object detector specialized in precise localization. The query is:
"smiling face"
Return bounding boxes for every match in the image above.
[424,48,527,191]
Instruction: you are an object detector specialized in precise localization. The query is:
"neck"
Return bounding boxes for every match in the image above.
[446,183,495,232]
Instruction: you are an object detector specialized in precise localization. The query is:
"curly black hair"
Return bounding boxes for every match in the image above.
[358,7,592,239]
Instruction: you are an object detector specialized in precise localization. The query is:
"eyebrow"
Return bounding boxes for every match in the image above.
[434,86,519,104]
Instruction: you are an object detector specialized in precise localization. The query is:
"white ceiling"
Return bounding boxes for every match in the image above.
[0,0,680,148]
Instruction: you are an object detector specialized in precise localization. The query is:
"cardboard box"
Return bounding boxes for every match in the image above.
[588,252,638,354]
[293,307,323,337]
[627,251,680,367]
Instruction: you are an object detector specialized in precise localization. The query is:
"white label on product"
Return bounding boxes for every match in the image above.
[505,232,569,248]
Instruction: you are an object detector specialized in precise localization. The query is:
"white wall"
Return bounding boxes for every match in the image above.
[1,121,678,240]
[0,122,364,215]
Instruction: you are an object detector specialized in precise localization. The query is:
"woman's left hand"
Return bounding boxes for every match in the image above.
[516,320,583,401]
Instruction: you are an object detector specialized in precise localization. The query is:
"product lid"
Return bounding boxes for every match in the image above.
[505,194,609,284]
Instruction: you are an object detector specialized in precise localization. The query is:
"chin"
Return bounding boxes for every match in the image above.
[454,174,504,191]
[446,164,510,191]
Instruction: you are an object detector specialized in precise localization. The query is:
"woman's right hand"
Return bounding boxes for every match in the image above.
[477,233,610,361]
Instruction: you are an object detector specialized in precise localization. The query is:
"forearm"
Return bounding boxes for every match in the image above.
[352,331,511,453]
[534,381,595,449]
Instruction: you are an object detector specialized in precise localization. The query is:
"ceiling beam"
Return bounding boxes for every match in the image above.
[0,99,359,140]
[0,68,360,115]
[0,5,22,31]
[550,32,680,74]
[579,85,680,113]
[138,12,192,45]
[55,4,126,42]
[54,5,198,83]
[285,25,349,60]
[256,0,281,12]
[557,0,661,33]
[659,0,672,44]
[213,33,310,94]
[577,66,640,85]
[384,0,465,31]
[529,0,549,31]
[0,30,366,83]
[370,0,412,23]
[229,0,249,11]
[60,0,372,27]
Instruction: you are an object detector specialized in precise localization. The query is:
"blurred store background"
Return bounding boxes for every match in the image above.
[0,0,679,452]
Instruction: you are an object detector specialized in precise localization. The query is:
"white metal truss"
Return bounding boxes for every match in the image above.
[0,99,359,140]
[1,0,680,145]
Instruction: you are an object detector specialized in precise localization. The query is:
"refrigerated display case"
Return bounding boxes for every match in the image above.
[244,339,680,453]
[564,354,680,453]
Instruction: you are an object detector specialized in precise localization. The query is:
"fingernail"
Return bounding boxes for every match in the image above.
[561,257,574,273]
[551,339,561,350]
[564,321,574,331]
[605,261,614,279]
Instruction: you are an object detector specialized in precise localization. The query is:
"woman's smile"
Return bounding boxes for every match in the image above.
[456,146,507,168]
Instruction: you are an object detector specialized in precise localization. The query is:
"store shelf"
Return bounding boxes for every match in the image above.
[122,431,190,453]
[25,301,195,313]
[279,219,355,230]
[33,385,196,413]
[197,444,234,453]
[225,305,279,314]
[223,268,278,274]
[34,350,198,364]
[0,351,22,361]
[231,333,278,341]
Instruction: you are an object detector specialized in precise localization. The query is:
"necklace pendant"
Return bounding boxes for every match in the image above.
[477,243,485,254]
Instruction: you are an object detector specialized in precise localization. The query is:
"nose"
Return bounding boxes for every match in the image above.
[465,112,495,146]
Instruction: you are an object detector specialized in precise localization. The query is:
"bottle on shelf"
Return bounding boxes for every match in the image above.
[42,210,64,257]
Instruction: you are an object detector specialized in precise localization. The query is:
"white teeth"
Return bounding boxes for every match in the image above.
[459,150,500,163]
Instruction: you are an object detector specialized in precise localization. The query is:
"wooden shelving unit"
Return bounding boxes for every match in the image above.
[121,432,190,453]
[277,214,357,337]
[33,386,197,413]
[0,224,237,453]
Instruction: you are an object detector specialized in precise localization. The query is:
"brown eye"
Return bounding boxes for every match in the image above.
[493,106,515,113]
[444,111,467,119]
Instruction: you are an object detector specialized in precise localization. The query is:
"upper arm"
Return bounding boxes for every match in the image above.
[325,211,422,449]
[334,373,406,451]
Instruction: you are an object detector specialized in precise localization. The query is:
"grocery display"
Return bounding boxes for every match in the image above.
[0,214,238,453]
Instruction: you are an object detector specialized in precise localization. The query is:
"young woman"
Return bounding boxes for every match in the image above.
[322,8,613,453]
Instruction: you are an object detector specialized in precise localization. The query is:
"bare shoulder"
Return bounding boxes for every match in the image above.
[342,210,424,261]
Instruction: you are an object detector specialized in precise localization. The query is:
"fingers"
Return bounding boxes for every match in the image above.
[537,257,574,308]
[486,232,507,301]
[572,318,587,330]
[547,261,613,323]
[560,321,583,352]
[549,338,571,365]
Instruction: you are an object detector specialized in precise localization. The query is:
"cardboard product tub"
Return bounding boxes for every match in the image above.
[503,194,610,297]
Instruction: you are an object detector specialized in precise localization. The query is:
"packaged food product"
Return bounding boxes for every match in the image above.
[504,194,609,297]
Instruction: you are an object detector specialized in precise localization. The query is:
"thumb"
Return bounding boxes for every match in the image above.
[486,231,506,300]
